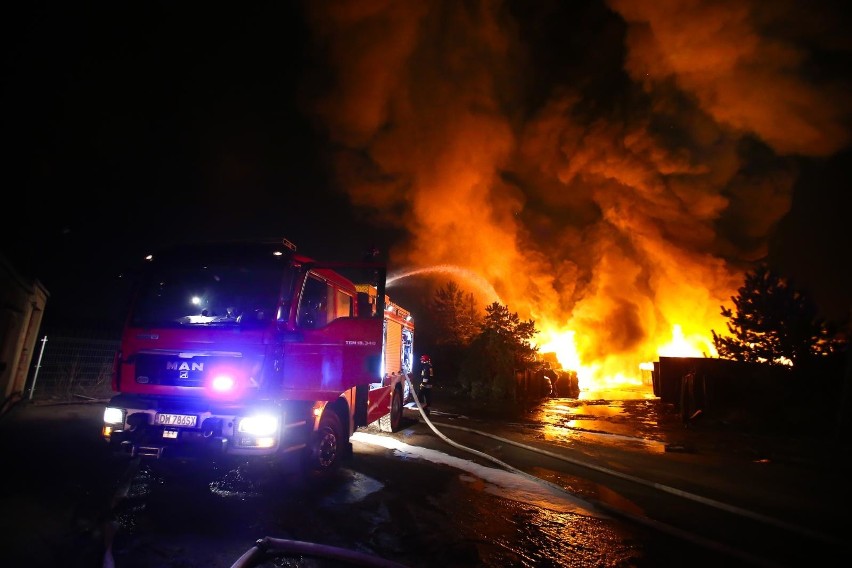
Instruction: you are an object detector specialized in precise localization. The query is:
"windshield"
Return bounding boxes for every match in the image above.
[128,244,295,328]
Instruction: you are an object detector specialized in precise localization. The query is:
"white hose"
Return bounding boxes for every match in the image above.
[402,375,587,508]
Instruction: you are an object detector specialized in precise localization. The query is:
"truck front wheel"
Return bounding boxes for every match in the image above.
[304,411,344,475]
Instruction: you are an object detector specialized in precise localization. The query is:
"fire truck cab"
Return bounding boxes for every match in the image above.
[101,238,414,475]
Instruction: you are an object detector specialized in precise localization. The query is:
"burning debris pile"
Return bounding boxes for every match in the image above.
[303,1,851,392]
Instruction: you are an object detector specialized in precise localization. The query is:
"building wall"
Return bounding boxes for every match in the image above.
[0,254,49,406]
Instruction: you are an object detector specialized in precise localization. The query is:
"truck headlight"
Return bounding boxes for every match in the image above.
[237,414,279,437]
[103,407,125,425]
[102,407,126,440]
[236,414,279,449]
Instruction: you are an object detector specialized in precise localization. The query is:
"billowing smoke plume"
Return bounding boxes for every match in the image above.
[302,0,851,383]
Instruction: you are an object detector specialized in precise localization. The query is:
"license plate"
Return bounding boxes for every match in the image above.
[163,429,178,439]
[156,413,198,427]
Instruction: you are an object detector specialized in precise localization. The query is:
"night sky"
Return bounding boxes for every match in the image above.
[3,2,850,364]
[3,2,402,327]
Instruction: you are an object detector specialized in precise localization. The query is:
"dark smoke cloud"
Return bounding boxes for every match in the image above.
[302,0,850,381]
[610,0,850,156]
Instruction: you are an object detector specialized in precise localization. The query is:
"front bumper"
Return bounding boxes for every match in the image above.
[103,395,310,462]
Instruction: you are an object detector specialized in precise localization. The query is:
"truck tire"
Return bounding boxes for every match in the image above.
[378,385,403,433]
[304,411,344,475]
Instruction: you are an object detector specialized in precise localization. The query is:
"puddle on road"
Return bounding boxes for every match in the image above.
[208,465,265,499]
[318,470,384,505]
[525,387,676,455]
[439,472,647,568]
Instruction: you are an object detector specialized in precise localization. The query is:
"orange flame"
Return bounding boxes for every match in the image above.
[538,323,717,394]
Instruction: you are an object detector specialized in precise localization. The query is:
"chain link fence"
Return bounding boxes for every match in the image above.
[26,335,119,402]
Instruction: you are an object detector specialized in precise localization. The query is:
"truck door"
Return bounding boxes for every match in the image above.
[281,272,383,400]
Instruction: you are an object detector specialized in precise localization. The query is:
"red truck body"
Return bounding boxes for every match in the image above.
[102,239,414,474]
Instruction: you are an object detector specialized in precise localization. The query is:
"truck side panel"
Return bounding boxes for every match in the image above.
[366,381,394,425]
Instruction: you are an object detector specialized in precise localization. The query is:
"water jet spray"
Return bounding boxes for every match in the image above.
[387,265,503,304]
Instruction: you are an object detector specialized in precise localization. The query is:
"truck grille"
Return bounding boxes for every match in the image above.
[134,354,228,387]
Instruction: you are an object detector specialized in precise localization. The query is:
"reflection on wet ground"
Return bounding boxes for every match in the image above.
[520,386,676,455]
[455,490,646,567]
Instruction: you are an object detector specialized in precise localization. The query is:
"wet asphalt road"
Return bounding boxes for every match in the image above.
[0,395,847,567]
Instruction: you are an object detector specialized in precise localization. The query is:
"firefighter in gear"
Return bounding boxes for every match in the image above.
[418,354,434,414]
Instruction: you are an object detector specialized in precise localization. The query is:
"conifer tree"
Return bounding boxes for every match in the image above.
[457,302,540,401]
[712,263,844,366]
[480,302,539,369]
[428,281,482,347]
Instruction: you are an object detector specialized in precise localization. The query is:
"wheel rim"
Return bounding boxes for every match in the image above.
[317,428,338,468]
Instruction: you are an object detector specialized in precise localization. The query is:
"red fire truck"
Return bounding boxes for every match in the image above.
[101,238,415,475]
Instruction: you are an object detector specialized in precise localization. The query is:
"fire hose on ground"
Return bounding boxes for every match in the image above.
[401,374,584,502]
[229,536,408,568]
